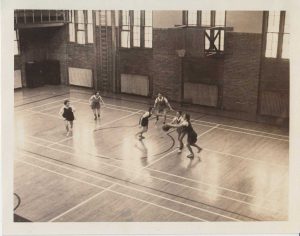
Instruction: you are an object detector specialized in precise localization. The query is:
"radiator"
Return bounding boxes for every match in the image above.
[14,70,22,89]
[184,82,218,107]
[260,91,289,117]
[121,74,149,96]
[68,67,93,88]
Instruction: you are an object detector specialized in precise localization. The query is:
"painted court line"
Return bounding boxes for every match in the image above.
[16,94,288,139]
[16,159,208,222]
[19,155,241,221]
[24,134,287,198]
[15,97,71,112]
[25,135,287,203]
[47,110,141,147]
[192,120,289,142]
[49,185,117,222]
[19,141,283,213]
[72,96,289,140]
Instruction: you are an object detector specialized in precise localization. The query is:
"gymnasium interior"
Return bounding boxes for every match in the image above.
[13,10,289,222]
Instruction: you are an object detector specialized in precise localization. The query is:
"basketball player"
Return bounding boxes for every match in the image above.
[59,99,75,137]
[171,111,185,152]
[136,107,153,139]
[153,93,173,124]
[167,113,202,159]
[89,91,105,120]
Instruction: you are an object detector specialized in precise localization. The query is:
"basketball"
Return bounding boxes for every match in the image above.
[162,124,170,132]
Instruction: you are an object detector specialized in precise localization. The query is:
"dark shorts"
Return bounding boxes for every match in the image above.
[156,106,168,115]
[91,102,100,109]
[141,118,149,127]
[187,131,197,144]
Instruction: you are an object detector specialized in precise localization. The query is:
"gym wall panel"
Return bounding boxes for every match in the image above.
[121,74,149,96]
[184,82,218,107]
[14,70,22,89]
[68,67,93,88]
[260,91,289,118]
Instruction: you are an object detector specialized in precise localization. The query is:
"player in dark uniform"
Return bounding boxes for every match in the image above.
[167,113,202,159]
[89,91,105,120]
[153,93,173,124]
[59,99,75,137]
[136,107,153,139]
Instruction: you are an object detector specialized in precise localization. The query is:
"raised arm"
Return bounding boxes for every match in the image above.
[165,98,173,110]
[89,95,94,105]
[58,106,64,117]
[100,96,105,105]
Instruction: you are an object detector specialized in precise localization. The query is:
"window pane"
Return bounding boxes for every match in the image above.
[121,31,130,48]
[87,10,93,24]
[77,10,84,23]
[87,24,93,43]
[214,30,219,50]
[267,11,280,33]
[282,34,289,59]
[69,23,75,42]
[114,10,119,26]
[133,26,140,47]
[134,11,140,26]
[265,32,278,57]
[77,30,85,44]
[122,25,130,30]
[215,11,225,26]
[122,10,130,25]
[106,10,111,26]
[220,30,224,51]
[144,27,152,48]
[201,11,211,26]
[99,11,106,25]
[78,23,85,30]
[284,12,289,33]
[205,30,210,49]
[188,10,197,25]
[145,11,152,26]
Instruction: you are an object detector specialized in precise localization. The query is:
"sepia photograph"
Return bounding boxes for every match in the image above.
[2,0,300,235]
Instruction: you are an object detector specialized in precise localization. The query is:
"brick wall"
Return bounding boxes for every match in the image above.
[18,28,49,87]
[185,28,205,57]
[260,58,289,91]
[183,57,223,85]
[152,28,184,102]
[47,26,68,84]
[119,49,153,95]
[18,27,69,86]
[222,32,262,114]
[258,58,289,118]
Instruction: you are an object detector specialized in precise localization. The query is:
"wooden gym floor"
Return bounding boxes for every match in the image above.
[13,85,289,222]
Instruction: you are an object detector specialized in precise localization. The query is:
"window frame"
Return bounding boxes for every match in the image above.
[120,10,152,49]
[183,10,226,54]
[263,11,289,59]
[14,29,20,55]
[69,10,94,45]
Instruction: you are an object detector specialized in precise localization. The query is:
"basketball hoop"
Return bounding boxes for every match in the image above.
[176,49,186,58]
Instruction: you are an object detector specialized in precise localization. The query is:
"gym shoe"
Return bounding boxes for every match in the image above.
[66,132,70,137]
[197,148,202,153]
[177,149,182,153]
[187,154,194,159]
